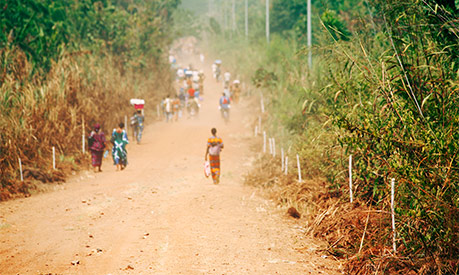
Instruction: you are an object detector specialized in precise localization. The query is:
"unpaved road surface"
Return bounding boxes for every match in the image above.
[0,54,341,274]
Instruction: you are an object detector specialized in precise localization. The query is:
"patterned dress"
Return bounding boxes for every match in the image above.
[89,131,106,167]
[207,135,224,183]
[112,129,129,166]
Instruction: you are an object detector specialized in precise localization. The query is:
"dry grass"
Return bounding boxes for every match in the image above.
[0,47,173,199]
[244,152,457,274]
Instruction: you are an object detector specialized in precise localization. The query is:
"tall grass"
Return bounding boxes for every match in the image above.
[204,1,458,272]
[0,46,173,198]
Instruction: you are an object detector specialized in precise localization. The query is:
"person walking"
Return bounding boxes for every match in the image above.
[164,95,173,122]
[88,123,106,172]
[205,128,224,184]
[134,110,144,143]
[219,92,231,122]
[111,122,129,171]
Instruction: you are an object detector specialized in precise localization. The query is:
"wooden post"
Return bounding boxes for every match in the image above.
[391,178,396,254]
[272,138,276,157]
[263,131,266,153]
[349,154,353,203]
[281,148,284,172]
[255,125,258,137]
[52,146,56,170]
[82,116,85,154]
[284,156,288,175]
[296,154,302,182]
[269,138,273,155]
[18,157,23,182]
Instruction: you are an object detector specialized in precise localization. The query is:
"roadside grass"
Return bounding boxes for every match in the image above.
[0,47,173,199]
[204,15,458,272]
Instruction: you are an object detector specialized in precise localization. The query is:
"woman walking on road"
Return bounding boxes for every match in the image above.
[111,122,129,171]
[88,123,106,172]
[205,128,224,184]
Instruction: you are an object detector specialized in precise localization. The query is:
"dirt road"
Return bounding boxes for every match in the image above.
[0,53,341,274]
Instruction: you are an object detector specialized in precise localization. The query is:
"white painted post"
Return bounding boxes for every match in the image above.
[18,157,23,182]
[349,155,353,203]
[52,146,56,170]
[82,116,85,154]
[391,178,396,254]
[281,148,284,172]
[297,154,302,182]
[269,138,273,155]
[286,156,289,174]
[261,98,265,113]
[255,125,258,137]
[272,138,276,157]
[258,116,261,130]
[263,131,266,153]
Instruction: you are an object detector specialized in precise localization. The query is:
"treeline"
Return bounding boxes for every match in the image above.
[0,0,180,197]
[199,0,458,273]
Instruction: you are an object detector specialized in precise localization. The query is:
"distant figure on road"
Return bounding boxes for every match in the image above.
[198,70,205,95]
[164,95,173,122]
[231,79,241,103]
[88,123,106,173]
[133,110,144,144]
[219,92,231,122]
[223,71,231,87]
[111,122,129,171]
[205,128,224,184]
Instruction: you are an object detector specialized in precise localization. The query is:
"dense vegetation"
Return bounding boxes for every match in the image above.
[2,0,458,272]
[194,0,458,273]
[1,0,180,197]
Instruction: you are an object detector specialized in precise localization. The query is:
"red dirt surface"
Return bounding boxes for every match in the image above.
[0,53,341,274]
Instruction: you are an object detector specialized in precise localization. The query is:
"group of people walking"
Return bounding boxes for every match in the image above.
[88,122,226,185]
[86,53,232,185]
[88,121,132,173]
